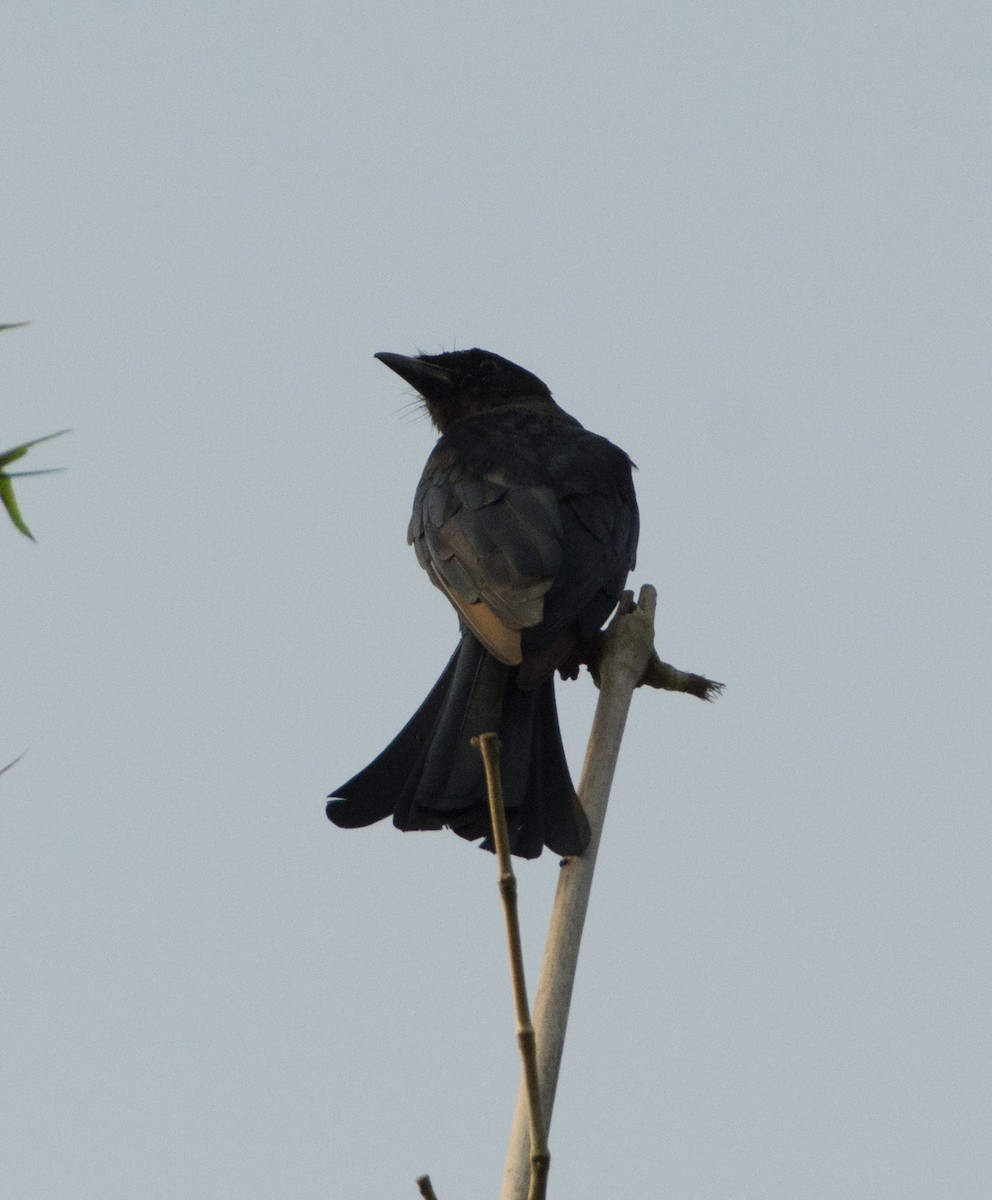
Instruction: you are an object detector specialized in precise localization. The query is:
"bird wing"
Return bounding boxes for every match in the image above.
[409,414,639,672]
[408,460,564,665]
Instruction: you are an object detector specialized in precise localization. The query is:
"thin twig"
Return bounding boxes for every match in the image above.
[473,733,550,1200]
[415,1174,439,1199]
[639,650,724,700]
[0,751,26,777]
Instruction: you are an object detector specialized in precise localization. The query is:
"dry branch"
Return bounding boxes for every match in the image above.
[500,584,713,1199]
[474,732,550,1200]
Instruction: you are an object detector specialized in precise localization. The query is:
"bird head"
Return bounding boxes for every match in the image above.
[375,348,553,432]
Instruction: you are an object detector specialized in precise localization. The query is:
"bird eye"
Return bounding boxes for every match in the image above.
[478,357,499,377]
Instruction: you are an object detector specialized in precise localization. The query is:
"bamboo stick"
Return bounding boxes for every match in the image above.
[498,585,660,1199]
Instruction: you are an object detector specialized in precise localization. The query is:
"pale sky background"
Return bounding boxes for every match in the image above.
[3,4,989,1197]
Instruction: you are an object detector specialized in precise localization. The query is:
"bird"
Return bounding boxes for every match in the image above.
[326,348,639,859]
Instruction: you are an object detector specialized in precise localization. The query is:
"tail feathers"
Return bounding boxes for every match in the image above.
[326,645,461,829]
[397,633,506,820]
[476,674,589,858]
[532,681,591,855]
[326,632,588,859]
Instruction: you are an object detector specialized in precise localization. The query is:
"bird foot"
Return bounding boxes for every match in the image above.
[558,618,723,701]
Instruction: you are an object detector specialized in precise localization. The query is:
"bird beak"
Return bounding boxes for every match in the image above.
[374,352,453,397]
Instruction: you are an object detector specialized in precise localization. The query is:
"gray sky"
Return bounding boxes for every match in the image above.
[3,3,989,1197]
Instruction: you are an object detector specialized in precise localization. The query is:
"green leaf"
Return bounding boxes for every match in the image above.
[0,473,34,538]
[0,430,70,538]
[1,325,68,538]
[0,429,71,469]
